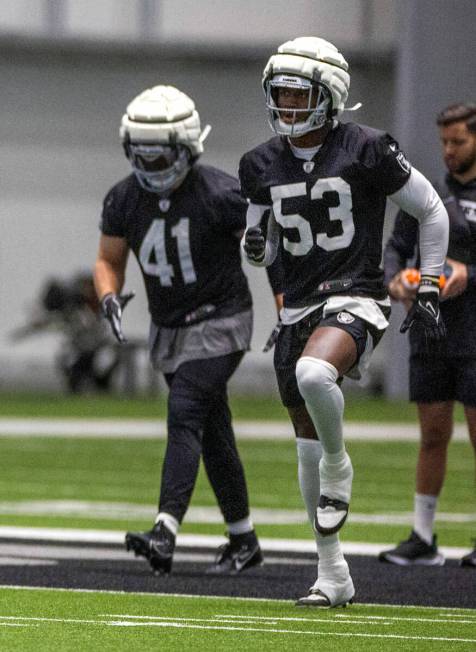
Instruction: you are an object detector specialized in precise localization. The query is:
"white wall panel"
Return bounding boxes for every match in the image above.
[0,0,44,34]
[65,0,139,40]
[158,0,362,47]
[0,0,396,49]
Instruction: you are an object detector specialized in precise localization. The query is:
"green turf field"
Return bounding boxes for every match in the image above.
[0,391,470,423]
[0,394,474,649]
[0,435,473,546]
[0,394,473,546]
[0,587,474,652]
[0,391,463,422]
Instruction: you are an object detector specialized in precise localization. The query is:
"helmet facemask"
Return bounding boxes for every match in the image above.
[126,141,191,195]
[265,74,332,137]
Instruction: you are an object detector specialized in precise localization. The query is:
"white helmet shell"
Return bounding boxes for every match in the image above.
[263,36,350,134]
[120,85,205,158]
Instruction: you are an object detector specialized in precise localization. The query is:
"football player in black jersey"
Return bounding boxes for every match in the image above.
[94,85,263,575]
[380,103,476,569]
[240,37,449,606]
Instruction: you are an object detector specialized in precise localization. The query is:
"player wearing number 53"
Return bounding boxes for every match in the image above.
[94,85,263,576]
[240,36,449,607]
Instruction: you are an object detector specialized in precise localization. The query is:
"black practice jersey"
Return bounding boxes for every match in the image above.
[240,122,411,307]
[100,165,252,327]
[384,175,476,357]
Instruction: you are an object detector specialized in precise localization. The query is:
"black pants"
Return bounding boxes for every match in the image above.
[159,350,250,524]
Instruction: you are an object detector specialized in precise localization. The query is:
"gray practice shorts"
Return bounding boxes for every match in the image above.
[149,309,253,374]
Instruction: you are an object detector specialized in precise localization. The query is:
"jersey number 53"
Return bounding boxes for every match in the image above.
[271,177,354,255]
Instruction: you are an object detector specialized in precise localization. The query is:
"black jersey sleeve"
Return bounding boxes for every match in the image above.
[99,185,127,237]
[363,133,412,196]
[239,152,272,205]
[383,210,419,285]
[210,179,248,235]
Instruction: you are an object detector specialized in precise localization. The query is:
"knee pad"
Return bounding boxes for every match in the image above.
[295,357,339,403]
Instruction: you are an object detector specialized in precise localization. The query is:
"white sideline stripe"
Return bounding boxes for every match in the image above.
[0,544,311,567]
[0,526,470,560]
[0,500,473,526]
[0,418,468,441]
[0,556,57,566]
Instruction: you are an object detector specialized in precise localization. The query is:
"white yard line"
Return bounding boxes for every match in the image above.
[2,585,475,613]
[0,623,37,627]
[0,526,470,559]
[0,500,473,527]
[0,614,473,643]
[0,417,468,441]
[220,613,476,626]
[105,613,390,626]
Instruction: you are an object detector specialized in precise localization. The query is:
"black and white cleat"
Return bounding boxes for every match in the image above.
[296,587,354,608]
[315,495,349,536]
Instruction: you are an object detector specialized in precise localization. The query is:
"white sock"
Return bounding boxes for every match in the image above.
[155,512,179,536]
[295,357,345,457]
[414,493,437,545]
[227,516,254,536]
[296,438,323,524]
[314,533,350,590]
[319,452,353,502]
[316,533,346,567]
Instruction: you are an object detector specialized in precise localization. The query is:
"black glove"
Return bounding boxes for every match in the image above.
[101,292,135,343]
[244,226,266,262]
[262,320,282,352]
[400,276,446,343]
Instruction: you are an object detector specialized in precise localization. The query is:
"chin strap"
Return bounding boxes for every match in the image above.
[199,124,212,143]
[343,102,363,112]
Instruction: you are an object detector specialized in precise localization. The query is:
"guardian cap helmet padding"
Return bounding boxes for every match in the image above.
[120,85,210,194]
[263,36,350,136]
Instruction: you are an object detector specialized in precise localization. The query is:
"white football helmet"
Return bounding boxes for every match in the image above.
[262,36,350,137]
[120,85,211,194]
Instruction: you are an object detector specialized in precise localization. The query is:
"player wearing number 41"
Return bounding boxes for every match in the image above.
[240,36,449,607]
[94,85,263,576]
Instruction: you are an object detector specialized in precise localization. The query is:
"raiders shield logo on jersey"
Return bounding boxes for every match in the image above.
[303,161,315,174]
[159,198,171,212]
[337,311,355,324]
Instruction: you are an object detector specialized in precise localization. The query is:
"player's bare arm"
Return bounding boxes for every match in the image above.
[94,235,132,343]
[94,234,129,298]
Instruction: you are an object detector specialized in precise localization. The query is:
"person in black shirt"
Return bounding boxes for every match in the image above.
[380,103,476,568]
[94,85,262,575]
[241,36,449,606]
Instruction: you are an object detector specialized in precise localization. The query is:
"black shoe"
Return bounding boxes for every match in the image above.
[125,521,176,575]
[460,541,476,567]
[379,530,445,566]
[207,530,264,575]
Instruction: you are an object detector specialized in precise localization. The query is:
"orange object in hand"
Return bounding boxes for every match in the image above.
[401,268,447,290]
